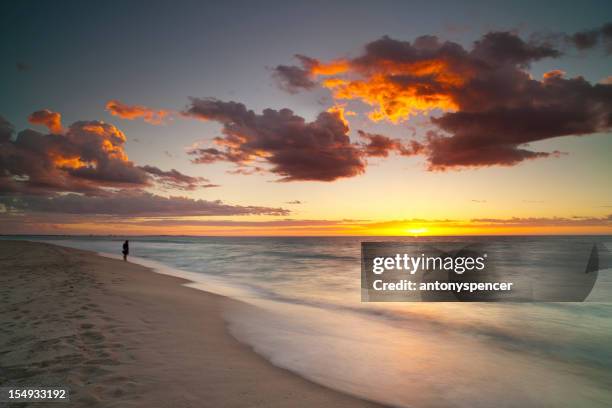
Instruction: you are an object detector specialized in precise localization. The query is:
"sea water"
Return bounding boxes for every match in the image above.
[6,235,612,407]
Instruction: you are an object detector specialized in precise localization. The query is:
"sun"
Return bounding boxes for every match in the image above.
[406,227,428,236]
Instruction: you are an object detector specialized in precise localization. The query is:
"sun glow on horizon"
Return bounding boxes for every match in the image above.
[11,216,608,236]
[406,227,428,236]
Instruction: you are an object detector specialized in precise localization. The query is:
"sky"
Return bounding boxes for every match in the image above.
[0,0,611,235]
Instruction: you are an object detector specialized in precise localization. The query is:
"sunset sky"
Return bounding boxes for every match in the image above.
[1,0,611,235]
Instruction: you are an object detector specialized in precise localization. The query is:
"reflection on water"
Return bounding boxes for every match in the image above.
[7,235,612,407]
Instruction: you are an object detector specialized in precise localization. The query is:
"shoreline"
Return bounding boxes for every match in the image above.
[0,240,387,407]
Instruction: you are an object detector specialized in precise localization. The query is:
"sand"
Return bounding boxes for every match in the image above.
[0,240,386,407]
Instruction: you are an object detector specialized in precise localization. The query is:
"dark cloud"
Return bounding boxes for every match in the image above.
[0,190,288,216]
[427,73,611,169]
[358,130,423,158]
[189,147,249,164]
[273,64,315,92]
[0,117,214,194]
[571,29,600,49]
[425,131,559,168]
[471,31,560,66]
[184,98,366,181]
[226,166,266,176]
[283,28,612,169]
[0,115,14,142]
[567,23,612,52]
[139,165,217,190]
[285,200,303,204]
[359,131,399,157]
[272,55,318,93]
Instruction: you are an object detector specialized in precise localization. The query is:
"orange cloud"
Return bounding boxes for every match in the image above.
[289,53,471,123]
[28,109,63,133]
[309,59,350,76]
[105,100,170,125]
[326,104,355,126]
[323,64,463,123]
[319,51,474,122]
[51,156,88,170]
[542,69,565,80]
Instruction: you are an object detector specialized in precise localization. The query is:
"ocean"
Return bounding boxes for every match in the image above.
[5,235,612,407]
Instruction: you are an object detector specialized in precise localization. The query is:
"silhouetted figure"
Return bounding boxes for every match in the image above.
[122,240,129,261]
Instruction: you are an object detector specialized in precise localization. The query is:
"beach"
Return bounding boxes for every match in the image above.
[2,237,611,408]
[0,240,385,408]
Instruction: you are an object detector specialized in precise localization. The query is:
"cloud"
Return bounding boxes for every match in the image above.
[272,55,348,93]
[139,165,218,190]
[276,28,612,169]
[0,190,288,216]
[542,69,565,79]
[358,130,423,158]
[0,117,213,194]
[326,104,356,126]
[426,72,608,169]
[424,131,563,169]
[359,131,399,157]
[566,23,612,52]
[600,76,612,85]
[285,200,303,204]
[272,55,318,93]
[105,100,170,125]
[118,218,341,227]
[184,98,365,181]
[226,166,266,176]
[28,109,64,133]
[471,215,612,227]
[0,115,14,142]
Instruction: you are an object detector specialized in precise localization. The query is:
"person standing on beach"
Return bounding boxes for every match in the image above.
[122,240,129,261]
